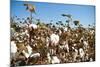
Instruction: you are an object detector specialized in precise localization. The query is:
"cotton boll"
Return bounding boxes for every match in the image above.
[83,41,88,46]
[21,32,26,35]
[90,30,94,35]
[46,37,50,47]
[75,34,78,37]
[11,28,15,37]
[51,56,60,64]
[79,48,85,58]
[83,41,88,49]
[73,44,77,46]
[47,53,52,63]
[59,30,62,35]
[26,33,30,38]
[25,29,29,37]
[31,39,34,43]
[22,45,32,58]
[14,32,19,37]
[90,58,93,62]
[29,24,37,29]
[49,49,55,55]
[74,49,78,55]
[72,47,75,50]
[25,29,28,33]
[73,49,78,61]
[64,27,68,32]
[11,41,17,54]
[30,53,40,58]
[50,33,59,46]
[22,50,30,58]
[79,37,83,42]
[64,43,69,52]
[26,45,32,55]
[47,53,51,59]
[59,45,64,50]
[11,41,17,59]
[60,43,69,53]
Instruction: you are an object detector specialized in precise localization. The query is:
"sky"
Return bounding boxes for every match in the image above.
[11,0,95,27]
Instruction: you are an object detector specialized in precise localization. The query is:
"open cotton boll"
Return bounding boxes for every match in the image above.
[22,50,30,58]
[79,37,83,42]
[29,24,37,29]
[72,47,75,50]
[64,27,68,32]
[75,34,78,37]
[22,45,32,58]
[47,53,60,64]
[73,48,78,61]
[59,43,69,52]
[46,37,50,47]
[90,30,94,35]
[51,56,60,64]
[83,41,88,46]
[25,30,30,38]
[26,34,30,38]
[47,53,52,63]
[25,29,28,34]
[11,41,17,54]
[83,41,88,49]
[58,30,62,35]
[79,48,85,58]
[26,45,32,55]
[64,43,69,52]
[11,28,15,37]
[90,58,93,62]
[75,48,78,52]
[21,32,26,35]
[50,33,59,46]
[74,49,78,55]
[59,45,64,49]
[30,53,40,58]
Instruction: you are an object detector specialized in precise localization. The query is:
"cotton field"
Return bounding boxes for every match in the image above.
[10,2,95,67]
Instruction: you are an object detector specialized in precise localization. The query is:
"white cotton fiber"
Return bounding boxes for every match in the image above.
[50,33,59,46]
[29,24,37,29]
[11,41,17,54]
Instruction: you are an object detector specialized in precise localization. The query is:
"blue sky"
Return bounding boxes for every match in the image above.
[11,0,95,27]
